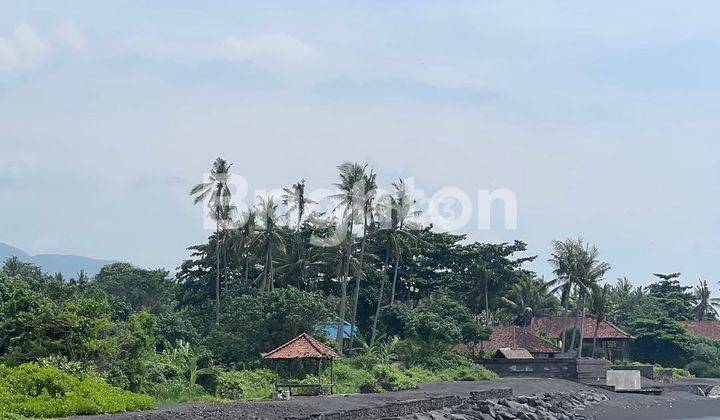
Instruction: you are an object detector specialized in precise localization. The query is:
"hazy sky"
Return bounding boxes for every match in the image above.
[1,1,719,289]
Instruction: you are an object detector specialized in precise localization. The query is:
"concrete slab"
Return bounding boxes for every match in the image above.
[607,370,642,391]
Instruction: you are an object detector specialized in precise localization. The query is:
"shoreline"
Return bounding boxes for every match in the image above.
[82,378,720,420]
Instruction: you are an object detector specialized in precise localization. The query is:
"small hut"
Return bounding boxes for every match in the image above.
[261,333,339,395]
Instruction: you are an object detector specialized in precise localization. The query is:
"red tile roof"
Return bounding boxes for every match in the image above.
[262,333,339,360]
[680,321,720,340]
[456,325,561,354]
[527,316,634,340]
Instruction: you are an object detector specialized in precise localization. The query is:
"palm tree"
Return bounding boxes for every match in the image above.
[693,279,719,320]
[547,239,578,352]
[370,180,419,342]
[571,239,610,358]
[500,275,557,326]
[190,157,233,324]
[385,179,419,305]
[2,256,22,276]
[281,179,316,288]
[233,210,257,287]
[547,238,610,357]
[590,283,612,357]
[250,197,285,292]
[281,178,315,230]
[330,162,366,352]
[349,169,377,353]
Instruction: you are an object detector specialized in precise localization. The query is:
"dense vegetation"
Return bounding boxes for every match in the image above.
[1,158,720,416]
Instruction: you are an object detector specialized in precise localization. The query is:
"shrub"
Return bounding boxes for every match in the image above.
[215,369,278,400]
[0,363,155,418]
[148,378,211,404]
[332,360,375,394]
[370,364,416,391]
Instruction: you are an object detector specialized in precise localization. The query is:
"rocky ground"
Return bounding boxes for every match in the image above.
[396,391,608,420]
[82,378,720,420]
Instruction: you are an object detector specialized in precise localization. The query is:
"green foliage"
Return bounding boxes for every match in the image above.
[150,378,212,404]
[0,363,154,418]
[382,295,489,350]
[627,317,692,367]
[210,288,333,366]
[331,360,375,394]
[215,369,278,400]
[329,357,496,395]
[646,274,695,321]
[95,263,175,313]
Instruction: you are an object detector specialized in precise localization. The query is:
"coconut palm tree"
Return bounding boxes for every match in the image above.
[547,239,578,352]
[548,238,610,357]
[190,157,233,324]
[348,169,377,353]
[329,162,367,352]
[370,180,419,342]
[571,239,610,358]
[693,279,719,321]
[590,283,612,357]
[232,210,256,287]
[281,179,316,288]
[250,197,286,292]
[281,178,315,230]
[500,275,558,326]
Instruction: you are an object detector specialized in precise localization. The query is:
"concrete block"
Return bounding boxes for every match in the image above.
[606,370,641,391]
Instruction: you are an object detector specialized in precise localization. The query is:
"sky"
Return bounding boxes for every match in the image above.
[1,1,719,289]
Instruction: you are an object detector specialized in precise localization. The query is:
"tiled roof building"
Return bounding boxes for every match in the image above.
[261,333,339,360]
[679,320,720,340]
[455,325,561,358]
[527,316,634,361]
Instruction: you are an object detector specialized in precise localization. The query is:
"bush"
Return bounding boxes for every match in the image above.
[686,361,720,378]
[332,360,375,394]
[370,364,417,391]
[148,378,212,404]
[0,363,155,418]
[215,369,278,400]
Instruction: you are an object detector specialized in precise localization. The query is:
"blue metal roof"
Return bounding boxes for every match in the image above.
[319,320,357,339]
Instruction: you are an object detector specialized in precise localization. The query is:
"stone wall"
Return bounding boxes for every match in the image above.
[482,358,578,379]
[296,388,513,420]
[610,364,654,379]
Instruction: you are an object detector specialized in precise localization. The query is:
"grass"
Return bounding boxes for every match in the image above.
[0,363,155,418]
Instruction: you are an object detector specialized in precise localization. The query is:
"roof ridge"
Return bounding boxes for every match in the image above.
[303,333,335,356]
[517,326,562,350]
[262,333,304,357]
[602,319,632,338]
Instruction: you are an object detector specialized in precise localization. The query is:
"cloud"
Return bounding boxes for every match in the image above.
[0,23,48,69]
[55,20,88,50]
[219,34,318,69]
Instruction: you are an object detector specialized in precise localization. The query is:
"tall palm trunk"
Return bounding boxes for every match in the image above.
[268,243,274,291]
[260,241,269,292]
[223,234,228,296]
[349,213,369,354]
[559,286,571,352]
[591,318,601,357]
[390,253,401,305]
[576,292,587,359]
[569,288,581,352]
[371,247,392,343]
[483,269,490,323]
[214,225,221,325]
[336,221,354,353]
[244,250,250,284]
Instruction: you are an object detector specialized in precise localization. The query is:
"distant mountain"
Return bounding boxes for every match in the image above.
[0,242,114,279]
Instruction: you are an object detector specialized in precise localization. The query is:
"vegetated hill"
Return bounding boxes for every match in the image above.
[0,242,114,279]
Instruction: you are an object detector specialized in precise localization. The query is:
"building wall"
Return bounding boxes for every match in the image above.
[482,358,577,379]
